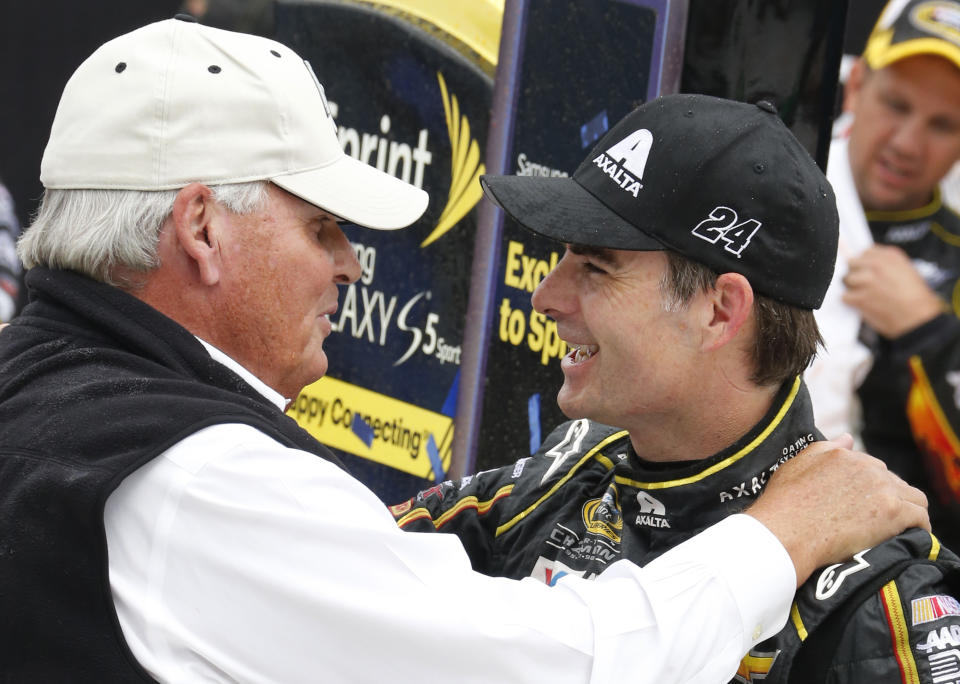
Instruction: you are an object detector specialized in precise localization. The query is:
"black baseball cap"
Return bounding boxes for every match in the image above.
[863,0,960,71]
[480,94,839,310]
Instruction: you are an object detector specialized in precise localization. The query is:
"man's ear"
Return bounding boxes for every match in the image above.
[170,182,222,287]
[843,58,868,113]
[702,272,754,352]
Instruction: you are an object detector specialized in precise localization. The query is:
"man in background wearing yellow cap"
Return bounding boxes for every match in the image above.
[806,0,960,551]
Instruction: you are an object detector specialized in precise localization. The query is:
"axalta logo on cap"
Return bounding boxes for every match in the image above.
[591,128,653,198]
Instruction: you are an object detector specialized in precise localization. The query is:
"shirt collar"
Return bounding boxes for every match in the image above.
[196,337,288,411]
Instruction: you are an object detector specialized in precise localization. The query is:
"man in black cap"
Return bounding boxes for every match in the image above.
[394,93,960,682]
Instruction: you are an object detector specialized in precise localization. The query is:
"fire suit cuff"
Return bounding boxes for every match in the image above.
[889,313,960,356]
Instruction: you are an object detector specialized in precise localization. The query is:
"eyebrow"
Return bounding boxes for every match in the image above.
[569,243,619,267]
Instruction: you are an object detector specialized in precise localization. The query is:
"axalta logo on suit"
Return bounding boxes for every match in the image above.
[635,491,671,528]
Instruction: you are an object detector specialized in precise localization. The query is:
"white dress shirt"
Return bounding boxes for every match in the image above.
[105,342,796,683]
[805,137,875,442]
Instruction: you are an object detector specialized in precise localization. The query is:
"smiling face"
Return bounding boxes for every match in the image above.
[216,184,361,398]
[530,245,704,429]
[846,54,960,212]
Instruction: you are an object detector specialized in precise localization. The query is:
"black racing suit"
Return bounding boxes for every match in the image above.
[393,378,960,683]
[858,192,960,552]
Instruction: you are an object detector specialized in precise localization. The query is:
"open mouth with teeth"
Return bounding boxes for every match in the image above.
[570,344,599,363]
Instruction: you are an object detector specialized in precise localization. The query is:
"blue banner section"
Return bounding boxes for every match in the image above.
[351,413,375,448]
[426,434,445,483]
[527,393,541,455]
[442,370,460,418]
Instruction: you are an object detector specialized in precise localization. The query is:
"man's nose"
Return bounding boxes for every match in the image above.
[331,226,362,284]
[531,252,574,318]
[889,116,926,159]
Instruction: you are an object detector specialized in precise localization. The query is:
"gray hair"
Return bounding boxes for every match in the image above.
[658,251,717,313]
[18,181,269,288]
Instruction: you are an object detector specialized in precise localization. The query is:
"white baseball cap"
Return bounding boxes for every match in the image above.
[40,15,429,230]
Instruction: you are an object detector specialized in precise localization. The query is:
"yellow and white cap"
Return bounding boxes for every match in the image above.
[863,0,960,71]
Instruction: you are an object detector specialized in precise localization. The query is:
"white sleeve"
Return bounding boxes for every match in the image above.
[105,424,795,684]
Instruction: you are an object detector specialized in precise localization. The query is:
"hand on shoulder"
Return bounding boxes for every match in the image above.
[746,435,930,587]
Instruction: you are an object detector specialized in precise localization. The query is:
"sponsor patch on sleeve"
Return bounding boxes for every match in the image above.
[913,595,960,626]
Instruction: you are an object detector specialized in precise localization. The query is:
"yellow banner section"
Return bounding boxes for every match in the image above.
[288,376,453,480]
[353,0,504,66]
